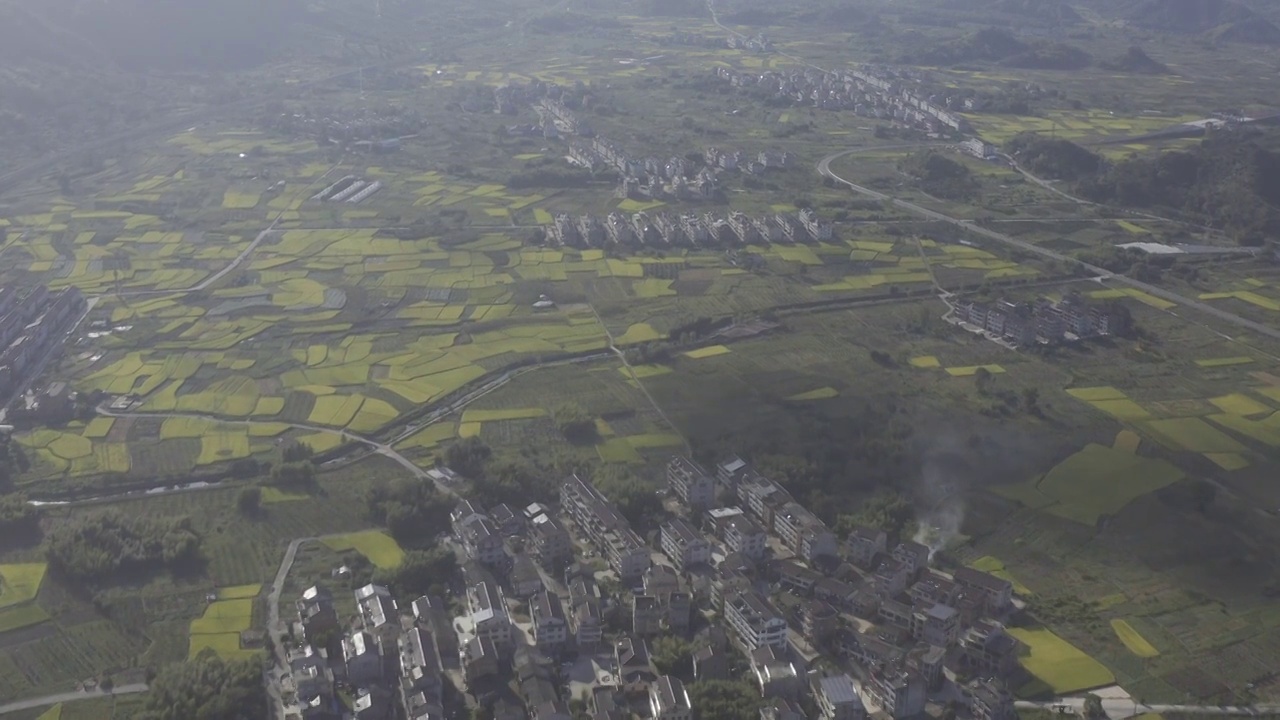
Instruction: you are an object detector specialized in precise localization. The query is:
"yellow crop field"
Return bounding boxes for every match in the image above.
[787,387,839,401]
[627,433,684,449]
[1139,417,1248,453]
[459,422,483,438]
[82,417,115,439]
[1111,619,1159,657]
[946,365,1005,377]
[909,356,941,368]
[296,432,345,453]
[34,704,62,720]
[217,584,262,600]
[188,632,258,660]
[597,438,643,463]
[1204,452,1250,470]
[1195,357,1254,368]
[633,278,677,297]
[0,605,51,633]
[1113,430,1141,453]
[1008,627,1115,694]
[253,397,285,416]
[461,408,547,422]
[1116,220,1149,234]
[48,433,93,460]
[0,563,48,609]
[397,422,457,450]
[323,531,405,569]
[221,189,261,209]
[161,417,214,439]
[625,365,672,379]
[308,395,365,426]
[1206,414,1280,448]
[1209,394,1272,416]
[348,397,399,433]
[1090,399,1152,421]
[196,432,251,465]
[684,345,731,359]
[248,423,291,437]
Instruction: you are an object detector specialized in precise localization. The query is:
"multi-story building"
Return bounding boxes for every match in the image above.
[802,600,840,643]
[530,514,573,568]
[531,589,568,656]
[953,567,1013,612]
[462,517,507,566]
[343,630,383,687]
[919,603,960,648]
[633,594,664,637]
[466,581,512,649]
[959,619,1021,676]
[568,578,603,648]
[865,669,926,720]
[716,456,750,493]
[650,676,693,720]
[561,474,651,582]
[724,590,788,651]
[813,674,865,720]
[451,500,485,538]
[397,628,443,720]
[296,586,338,643]
[724,515,768,560]
[891,542,931,578]
[661,518,711,570]
[355,584,399,642]
[966,679,1016,720]
[510,553,544,599]
[667,456,716,511]
[773,502,838,562]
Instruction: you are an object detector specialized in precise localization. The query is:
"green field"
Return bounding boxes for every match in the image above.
[0,604,51,633]
[993,444,1184,525]
[969,556,1032,596]
[323,530,405,568]
[0,563,48,609]
[1007,627,1116,695]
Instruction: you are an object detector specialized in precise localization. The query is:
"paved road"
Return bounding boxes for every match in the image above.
[1017,698,1280,719]
[0,684,149,717]
[817,148,1280,343]
[264,535,316,720]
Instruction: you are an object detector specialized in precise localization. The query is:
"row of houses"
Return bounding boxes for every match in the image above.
[952,291,1131,346]
[543,208,833,248]
[0,285,86,396]
[714,65,968,135]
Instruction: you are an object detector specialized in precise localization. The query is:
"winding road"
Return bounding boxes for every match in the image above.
[0,684,149,717]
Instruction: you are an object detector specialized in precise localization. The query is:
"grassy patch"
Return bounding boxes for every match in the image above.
[683,345,731,360]
[82,417,115,439]
[1007,627,1116,695]
[260,486,310,504]
[323,530,404,569]
[1139,417,1249,453]
[786,387,839,401]
[1111,619,1160,658]
[217,584,262,600]
[946,364,1005,377]
[997,444,1183,525]
[0,604,52,632]
[1195,356,1254,368]
[1208,394,1272,417]
[596,437,643,463]
[188,632,258,661]
[615,323,663,345]
[0,563,48,609]
[1066,386,1128,401]
[1089,398,1152,421]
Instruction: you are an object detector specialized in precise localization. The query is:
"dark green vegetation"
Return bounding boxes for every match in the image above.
[911,28,1091,71]
[900,151,977,200]
[1098,46,1171,75]
[1007,133,1104,181]
[1079,130,1280,245]
[47,512,202,584]
[134,655,266,720]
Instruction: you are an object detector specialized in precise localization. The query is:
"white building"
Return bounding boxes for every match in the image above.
[725,590,788,651]
[466,582,512,648]
[661,518,711,570]
[650,675,693,720]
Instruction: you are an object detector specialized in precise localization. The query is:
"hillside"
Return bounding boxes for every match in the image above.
[911,28,1089,70]
[1006,133,1104,182]
[1098,46,1171,74]
[1112,0,1280,45]
[1077,130,1280,244]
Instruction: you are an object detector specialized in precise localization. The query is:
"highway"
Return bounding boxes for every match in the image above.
[817,148,1280,343]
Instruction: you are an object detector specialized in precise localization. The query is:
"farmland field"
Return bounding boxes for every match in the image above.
[1112,619,1160,658]
[322,531,405,569]
[0,565,48,610]
[1008,627,1116,694]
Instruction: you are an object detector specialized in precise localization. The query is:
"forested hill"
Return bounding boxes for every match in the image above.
[1008,130,1280,245]
[1096,0,1280,45]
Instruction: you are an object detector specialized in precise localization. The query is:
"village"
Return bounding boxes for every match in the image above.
[277,454,1028,720]
[541,207,831,248]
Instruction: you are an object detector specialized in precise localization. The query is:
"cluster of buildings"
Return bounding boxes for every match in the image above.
[285,584,444,720]
[268,109,423,149]
[310,175,383,204]
[0,284,86,398]
[543,208,832,248]
[279,446,1036,720]
[493,79,596,119]
[951,291,1131,347]
[713,65,968,135]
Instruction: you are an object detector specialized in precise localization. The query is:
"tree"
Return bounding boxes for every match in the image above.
[1082,693,1104,719]
[686,680,764,720]
[46,511,202,583]
[365,478,452,547]
[236,487,261,516]
[594,467,663,530]
[1022,387,1042,416]
[134,655,266,720]
[651,636,694,680]
[375,546,457,597]
[445,436,492,477]
[270,461,314,488]
[552,402,598,444]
